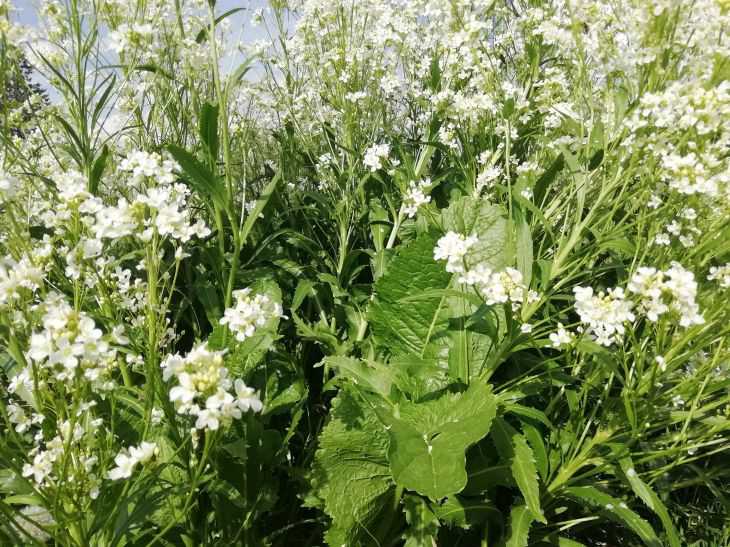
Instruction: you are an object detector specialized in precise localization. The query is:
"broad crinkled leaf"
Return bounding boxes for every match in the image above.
[441,196,508,270]
[310,388,395,546]
[385,382,498,500]
[442,198,509,380]
[368,234,452,357]
[323,356,395,400]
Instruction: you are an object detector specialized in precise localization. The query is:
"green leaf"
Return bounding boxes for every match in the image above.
[368,233,452,357]
[310,388,395,547]
[511,434,546,523]
[224,56,257,99]
[385,382,498,500]
[514,206,533,286]
[558,537,586,546]
[199,102,219,165]
[389,353,451,402]
[240,173,281,245]
[441,196,508,270]
[167,144,227,210]
[89,145,110,195]
[618,458,681,547]
[323,356,395,400]
[403,495,440,547]
[522,422,549,480]
[195,8,245,43]
[505,504,534,547]
[564,486,662,547]
[432,496,500,531]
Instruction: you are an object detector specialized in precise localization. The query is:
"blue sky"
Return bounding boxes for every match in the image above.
[11,0,281,100]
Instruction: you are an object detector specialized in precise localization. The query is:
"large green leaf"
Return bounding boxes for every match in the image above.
[441,196,508,270]
[511,434,546,523]
[564,486,662,547]
[442,197,509,380]
[323,356,395,400]
[368,233,452,357]
[310,388,395,547]
[385,382,499,500]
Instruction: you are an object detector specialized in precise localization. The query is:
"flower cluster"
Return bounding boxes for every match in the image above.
[568,262,705,347]
[108,442,158,481]
[459,265,537,312]
[22,415,102,497]
[402,178,431,218]
[435,231,538,311]
[363,143,391,172]
[26,294,124,390]
[708,263,730,288]
[434,231,478,274]
[161,343,263,431]
[220,288,283,342]
[627,263,704,327]
[573,287,635,347]
[118,150,178,188]
[0,255,44,306]
[549,323,575,349]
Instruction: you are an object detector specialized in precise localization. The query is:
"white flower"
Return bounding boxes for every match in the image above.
[664,262,704,326]
[363,143,391,172]
[708,263,730,288]
[549,323,575,348]
[8,403,31,433]
[434,232,478,273]
[220,288,283,342]
[108,452,137,480]
[162,342,260,430]
[0,170,19,201]
[402,178,431,218]
[627,267,668,321]
[476,166,501,194]
[129,442,158,464]
[234,379,263,413]
[459,264,532,310]
[195,408,221,431]
[573,286,635,346]
[108,442,158,480]
[23,450,58,485]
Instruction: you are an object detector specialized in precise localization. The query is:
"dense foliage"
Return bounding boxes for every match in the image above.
[1,0,729,545]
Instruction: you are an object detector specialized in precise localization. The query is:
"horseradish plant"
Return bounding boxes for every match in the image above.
[0,0,729,545]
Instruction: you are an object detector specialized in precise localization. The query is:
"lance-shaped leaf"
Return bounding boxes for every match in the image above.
[385,382,498,500]
[167,144,227,210]
[618,458,681,547]
[505,504,534,547]
[511,433,546,523]
[564,486,662,547]
[199,102,219,165]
